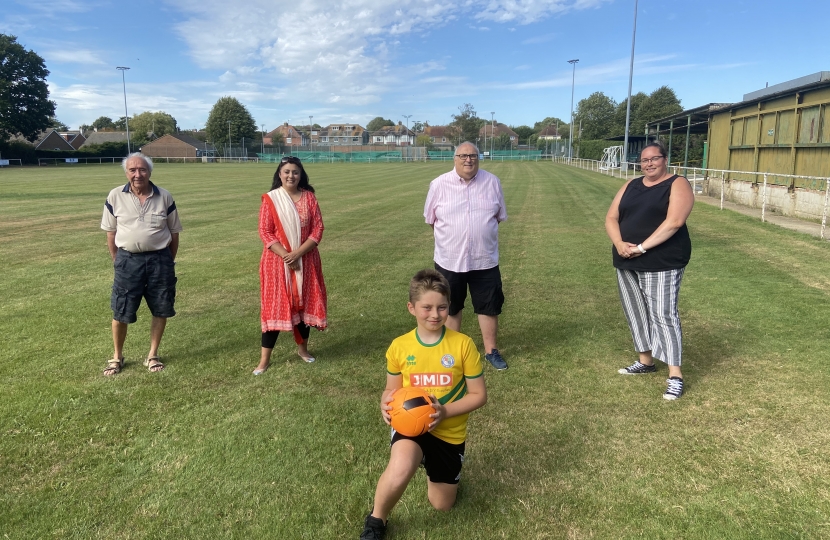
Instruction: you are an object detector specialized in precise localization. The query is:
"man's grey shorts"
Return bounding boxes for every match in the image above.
[111,248,177,324]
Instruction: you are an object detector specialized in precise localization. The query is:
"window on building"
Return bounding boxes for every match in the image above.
[286,138,292,144]
[321,137,328,142]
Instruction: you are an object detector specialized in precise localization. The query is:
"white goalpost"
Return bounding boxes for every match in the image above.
[599,145,622,170]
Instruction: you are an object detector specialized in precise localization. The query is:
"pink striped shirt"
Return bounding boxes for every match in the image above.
[424,167,507,273]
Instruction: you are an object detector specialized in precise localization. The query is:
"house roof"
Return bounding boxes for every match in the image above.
[370,124,414,137]
[424,125,448,137]
[141,133,216,151]
[480,123,518,138]
[318,123,366,136]
[80,132,129,146]
[538,125,561,137]
[35,130,76,151]
[269,124,305,139]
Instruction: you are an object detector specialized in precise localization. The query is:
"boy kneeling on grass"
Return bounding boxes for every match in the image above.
[361,269,488,540]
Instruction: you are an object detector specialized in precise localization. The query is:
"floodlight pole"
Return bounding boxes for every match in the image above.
[309,116,313,154]
[622,0,639,173]
[116,67,130,155]
[568,59,579,162]
[490,112,495,158]
[227,120,232,158]
[261,124,265,153]
[402,114,412,160]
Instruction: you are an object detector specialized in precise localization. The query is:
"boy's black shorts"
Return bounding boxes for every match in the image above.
[434,264,504,317]
[391,431,466,484]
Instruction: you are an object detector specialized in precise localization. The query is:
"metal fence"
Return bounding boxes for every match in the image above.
[553,156,830,240]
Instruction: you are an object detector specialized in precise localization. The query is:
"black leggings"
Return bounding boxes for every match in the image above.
[261,322,310,349]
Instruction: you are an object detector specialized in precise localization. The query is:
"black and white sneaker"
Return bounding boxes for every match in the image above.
[617,361,656,375]
[663,377,684,400]
[360,514,387,540]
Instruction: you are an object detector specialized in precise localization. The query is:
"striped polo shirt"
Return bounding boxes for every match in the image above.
[424,168,507,273]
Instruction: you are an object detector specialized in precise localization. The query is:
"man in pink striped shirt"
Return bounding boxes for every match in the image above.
[424,141,509,370]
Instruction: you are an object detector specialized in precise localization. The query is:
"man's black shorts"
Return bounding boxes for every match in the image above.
[434,264,504,317]
[391,431,465,484]
[111,248,177,324]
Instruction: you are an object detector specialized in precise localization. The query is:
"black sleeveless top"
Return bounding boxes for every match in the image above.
[612,175,691,271]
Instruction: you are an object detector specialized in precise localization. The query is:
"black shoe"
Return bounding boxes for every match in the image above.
[360,514,387,540]
[617,360,656,375]
[485,349,508,370]
[663,377,684,400]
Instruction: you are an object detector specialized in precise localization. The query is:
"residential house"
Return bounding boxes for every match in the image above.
[316,124,367,146]
[34,130,83,151]
[537,125,561,140]
[369,122,415,146]
[479,123,519,147]
[423,124,452,149]
[266,123,306,147]
[140,133,217,158]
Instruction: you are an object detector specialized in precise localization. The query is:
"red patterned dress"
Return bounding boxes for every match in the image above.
[259,190,327,335]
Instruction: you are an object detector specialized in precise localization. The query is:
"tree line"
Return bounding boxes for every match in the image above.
[1,31,698,162]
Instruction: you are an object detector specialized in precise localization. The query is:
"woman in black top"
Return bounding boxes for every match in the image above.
[605,140,694,400]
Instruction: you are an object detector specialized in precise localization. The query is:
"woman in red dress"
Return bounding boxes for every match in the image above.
[254,156,327,374]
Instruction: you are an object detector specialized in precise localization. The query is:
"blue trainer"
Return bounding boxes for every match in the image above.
[485,349,508,370]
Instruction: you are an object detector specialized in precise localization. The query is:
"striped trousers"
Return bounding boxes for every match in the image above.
[616,268,685,367]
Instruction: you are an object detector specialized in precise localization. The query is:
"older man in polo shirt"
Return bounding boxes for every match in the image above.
[424,141,509,370]
[101,152,182,375]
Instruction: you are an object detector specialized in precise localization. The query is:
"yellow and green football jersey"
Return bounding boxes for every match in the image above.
[386,327,483,444]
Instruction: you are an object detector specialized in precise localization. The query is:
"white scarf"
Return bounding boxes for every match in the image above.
[267,187,303,300]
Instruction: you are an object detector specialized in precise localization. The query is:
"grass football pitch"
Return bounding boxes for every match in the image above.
[2,161,830,539]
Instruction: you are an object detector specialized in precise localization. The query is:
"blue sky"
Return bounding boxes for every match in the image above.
[2,0,828,133]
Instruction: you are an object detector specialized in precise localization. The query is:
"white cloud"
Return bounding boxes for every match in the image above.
[521,33,557,45]
[501,54,685,90]
[42,49,106,65]
[166,0,607,106]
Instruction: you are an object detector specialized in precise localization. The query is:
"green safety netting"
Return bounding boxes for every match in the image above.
[258,151,405,162]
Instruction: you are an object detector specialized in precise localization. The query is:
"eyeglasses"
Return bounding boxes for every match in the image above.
[455,154,478,161]
[281,156,301,164]
[639,156,664,164]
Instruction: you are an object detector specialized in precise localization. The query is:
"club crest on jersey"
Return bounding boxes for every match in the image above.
[406,355,416,366]
[440,354,455,368]
[410,373,452,387]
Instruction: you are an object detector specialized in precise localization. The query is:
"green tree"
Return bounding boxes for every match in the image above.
[533,116,566,132]
[447,103,484,146]
[492,133,512,150]
[113,116,127,130]
[637,86,682,128]
[129,111,177,138]
[415,134,434,150]
[49,117,69,131]
[205,96,257,147]
[366,116,394,132]
[574,92,617,140]
[512,125,534,145]
[612,91,648,137]
[92,116,116,130]
[0,34,56,142]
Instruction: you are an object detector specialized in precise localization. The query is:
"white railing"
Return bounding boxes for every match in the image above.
[36,156,261,166]
[0,158,23,167]
[553,156,830,240]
